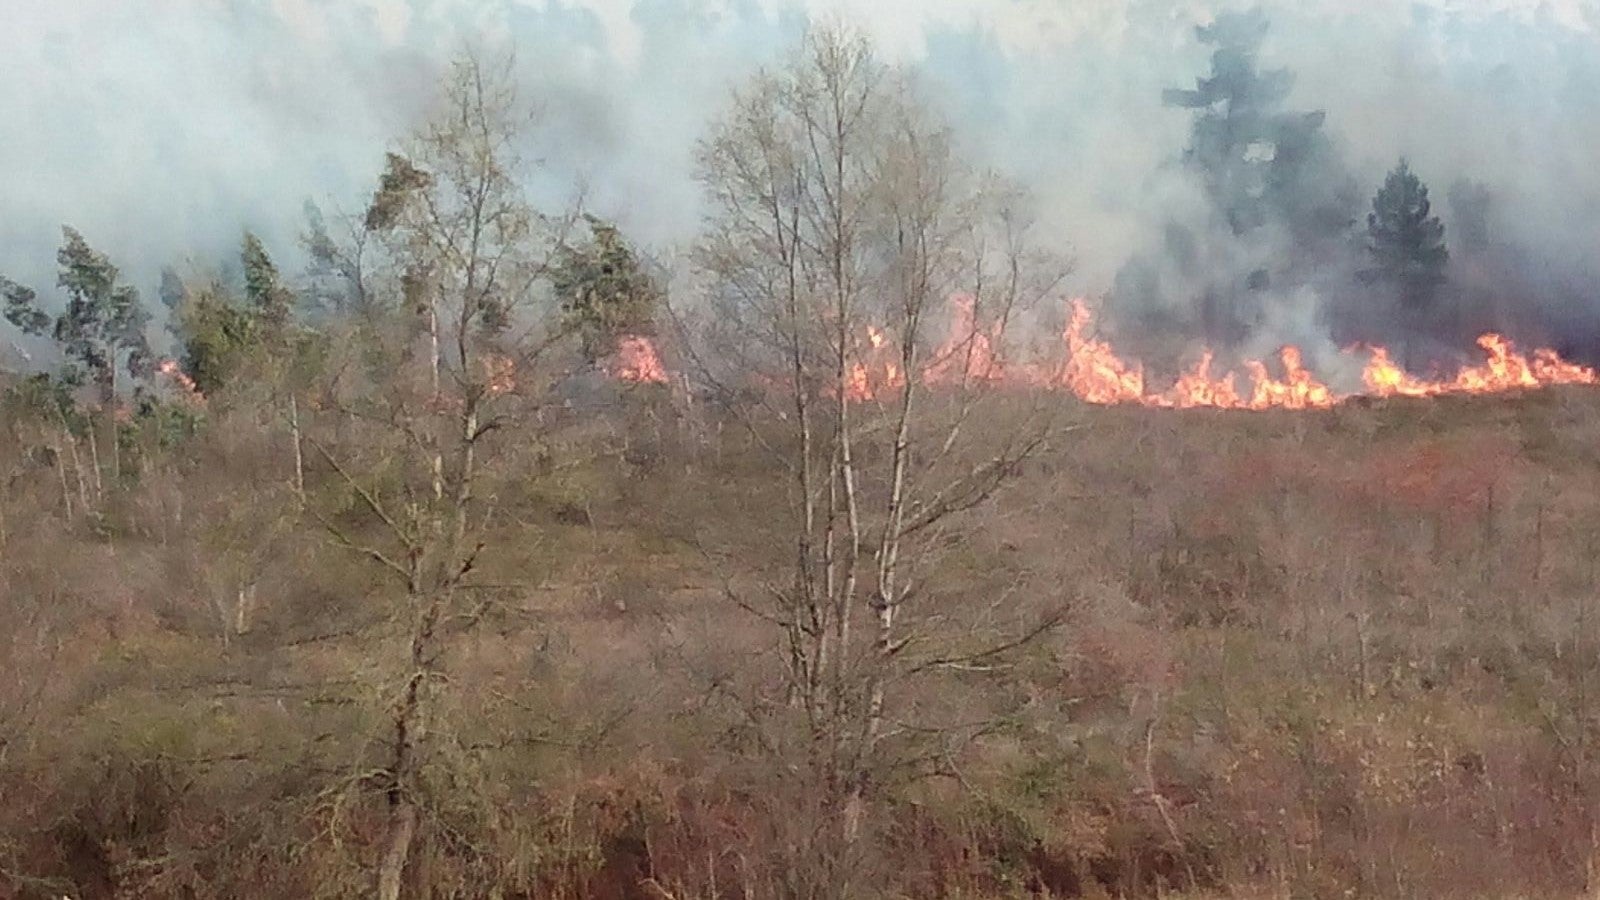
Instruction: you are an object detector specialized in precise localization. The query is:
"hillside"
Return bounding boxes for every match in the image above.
[4,384,1600,898]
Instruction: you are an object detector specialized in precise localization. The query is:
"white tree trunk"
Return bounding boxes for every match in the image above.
[289,395,305,508]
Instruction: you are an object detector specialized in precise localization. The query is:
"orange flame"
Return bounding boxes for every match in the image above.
[842,361,869,402]
[484,354,517,395]
[156,358,204,404]
[600,297,1599,409]
[1244,346,1335,410]
[1360,334,1599,399]
[1039,298,1591,409]
[925,293,1002,387]
[1058,299,1145,403]
[609,336,668,384]
[1361,347,1436,398]
[1158,351,1241,409]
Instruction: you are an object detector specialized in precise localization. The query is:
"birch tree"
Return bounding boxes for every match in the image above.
[307,51,572,900]
[693,26,1069,897]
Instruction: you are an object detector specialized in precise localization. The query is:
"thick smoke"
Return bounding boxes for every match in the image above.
[2,0,1598,373]
[1076,3,1600,378]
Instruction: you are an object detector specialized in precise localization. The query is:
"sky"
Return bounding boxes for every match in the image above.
[2,0,1598,339]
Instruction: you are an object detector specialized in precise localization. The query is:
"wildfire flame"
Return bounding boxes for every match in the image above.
[609,335,669,385]
[484,354,517,396]
[1059,298,1145,403]
[837,297,1597,409]
[925,293,1002,387]
[1358,333,1600,400]
[156,358,204,403]
[598,297,1600,409]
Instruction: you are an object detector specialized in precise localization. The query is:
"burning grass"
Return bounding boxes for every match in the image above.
[670,294,1600,412]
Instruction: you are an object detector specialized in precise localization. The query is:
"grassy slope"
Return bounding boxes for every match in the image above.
[4,387,1600,897]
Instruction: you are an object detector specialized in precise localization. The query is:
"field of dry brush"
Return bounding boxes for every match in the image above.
[5,383,1600,898]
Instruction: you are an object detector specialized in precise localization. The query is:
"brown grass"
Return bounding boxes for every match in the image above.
[5,386,1600,898]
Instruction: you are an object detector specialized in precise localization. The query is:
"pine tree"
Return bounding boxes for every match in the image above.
[552,215,660,362]
[2,226,153,481]
[161,234,302,397]
[1163,8,1346,241]
[1,277,48,336]
[172,279,257,396]
[242,231,293,332]
[4,227,152,404]
[1138,8,1356,346]
[1366,158,1449,313]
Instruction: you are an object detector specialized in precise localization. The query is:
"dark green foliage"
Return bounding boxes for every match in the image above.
[2,277,50,335]
[242,232,293,331]
[1365,159,1449,312]
[172,280,259,396]
[1163,10,1288,235]
[164,233,305,396]
[3,227,153,403]
[364,152,432,233]
[3,371,85,433]
[1163,9,1350,241]
[56,228,152,382]
[553,215,660,362]
[1112,8,1358,347]
[125,392,204,464]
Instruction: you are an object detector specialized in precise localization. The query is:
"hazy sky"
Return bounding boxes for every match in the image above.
[2,0,1597,313]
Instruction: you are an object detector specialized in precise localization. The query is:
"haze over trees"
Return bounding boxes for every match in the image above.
[1107,8,1516,372]
[1114,9,1357,350]
[3,13,1600,900]
[4,227,154,486]
[1161,8,1350,246]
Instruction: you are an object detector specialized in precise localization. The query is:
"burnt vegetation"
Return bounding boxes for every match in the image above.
[3,21,1600,900]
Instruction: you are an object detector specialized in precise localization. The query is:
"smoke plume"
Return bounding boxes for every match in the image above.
[3,0,1597,370]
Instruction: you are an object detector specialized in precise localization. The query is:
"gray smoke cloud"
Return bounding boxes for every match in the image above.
[3,0,1598,368]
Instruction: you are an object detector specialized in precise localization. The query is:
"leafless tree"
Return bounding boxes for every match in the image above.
[690,25,1071,897]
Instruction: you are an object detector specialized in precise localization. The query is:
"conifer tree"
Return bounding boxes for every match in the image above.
[1366,158,1449,313]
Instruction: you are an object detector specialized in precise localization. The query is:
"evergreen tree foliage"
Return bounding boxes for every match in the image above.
[1,277,49,336]
[164,233,302,396]
[242,232,293,331]
[552,215,660,362]
[172,279,258,396]
[1163,8,1349,242]
[2,227,152,402]
[1366,158,1449,312]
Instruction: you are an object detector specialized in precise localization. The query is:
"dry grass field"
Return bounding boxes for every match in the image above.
[5,380,1600,899]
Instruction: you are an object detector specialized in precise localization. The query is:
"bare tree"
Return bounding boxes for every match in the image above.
[306,51,573,900]
[691,25,1070,897]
